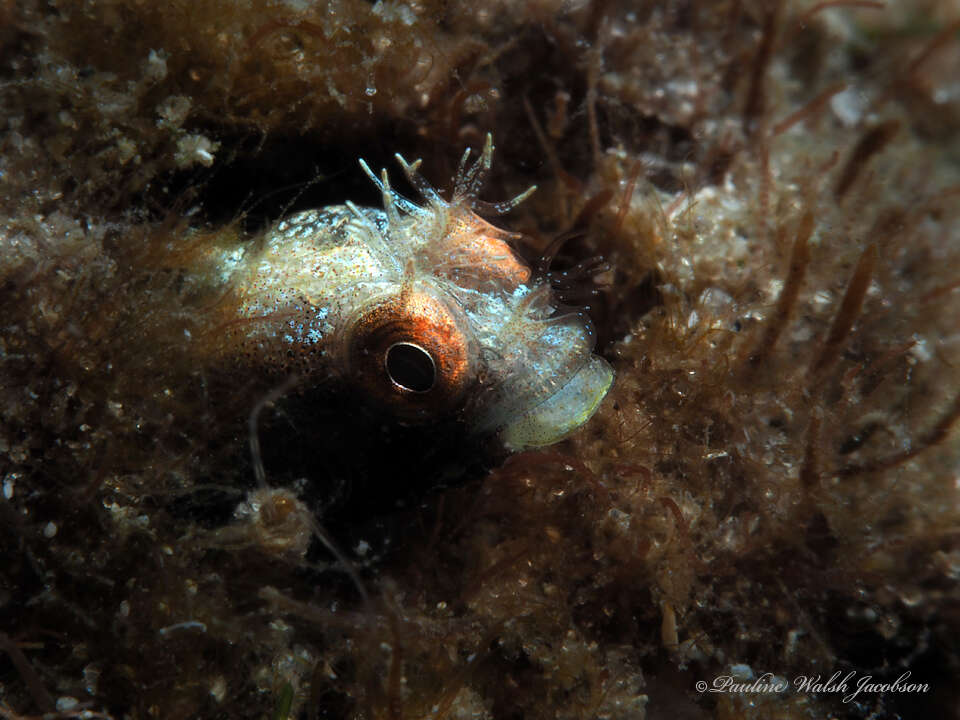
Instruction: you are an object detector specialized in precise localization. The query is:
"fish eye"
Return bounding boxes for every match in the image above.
[385,342,436,393]
[345,291,474,419]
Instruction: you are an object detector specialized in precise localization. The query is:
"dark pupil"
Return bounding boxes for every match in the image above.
[385,343,436,393]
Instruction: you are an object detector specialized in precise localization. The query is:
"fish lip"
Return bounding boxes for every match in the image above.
[499,355,615,450]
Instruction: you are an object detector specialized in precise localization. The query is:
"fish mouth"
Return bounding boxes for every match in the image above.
[500,355,614,450]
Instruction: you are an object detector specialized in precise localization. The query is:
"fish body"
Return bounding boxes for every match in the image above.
[207,136,613,449]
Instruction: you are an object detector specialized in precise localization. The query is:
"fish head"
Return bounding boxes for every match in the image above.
[334,136,614,447]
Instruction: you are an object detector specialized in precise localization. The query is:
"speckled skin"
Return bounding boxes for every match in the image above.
[206,136,613,448]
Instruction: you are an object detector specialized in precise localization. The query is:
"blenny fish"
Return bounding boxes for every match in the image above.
[203,135,613,449]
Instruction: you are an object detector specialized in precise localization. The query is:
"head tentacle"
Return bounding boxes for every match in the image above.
[378,133,535,216]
